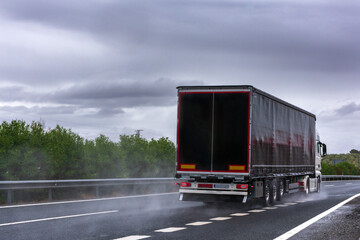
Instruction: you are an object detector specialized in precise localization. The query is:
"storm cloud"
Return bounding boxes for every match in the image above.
[0,0,360,152]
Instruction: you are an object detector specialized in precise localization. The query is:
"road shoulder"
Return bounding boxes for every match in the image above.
[291,195,360,240]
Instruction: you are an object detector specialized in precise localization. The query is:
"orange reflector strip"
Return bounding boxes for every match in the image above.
[181,164,196,170]
[229,165,245,171]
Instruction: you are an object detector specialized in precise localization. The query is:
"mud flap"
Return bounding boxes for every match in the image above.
[179,193,184,201]
[242,196,247,203]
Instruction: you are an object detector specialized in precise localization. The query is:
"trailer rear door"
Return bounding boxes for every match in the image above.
[177,91,250,174]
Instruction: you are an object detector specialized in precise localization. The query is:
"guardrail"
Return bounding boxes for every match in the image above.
[0,178,175,204]
[321,175,360,181]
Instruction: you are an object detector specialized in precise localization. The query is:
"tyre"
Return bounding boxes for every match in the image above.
[271,180,277,203]
[276,179,284,201]
[304,179,310,195]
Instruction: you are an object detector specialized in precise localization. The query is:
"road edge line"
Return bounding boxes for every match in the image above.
[0,210,118,227]
[273,192,360,240]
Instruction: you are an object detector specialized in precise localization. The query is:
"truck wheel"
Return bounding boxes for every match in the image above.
[263,180,271,206]
[276,179,284,201]
[316,177,321,193]
[304,179,310,195]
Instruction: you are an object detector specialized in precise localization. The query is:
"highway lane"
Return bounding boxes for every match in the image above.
[1,181,359,240]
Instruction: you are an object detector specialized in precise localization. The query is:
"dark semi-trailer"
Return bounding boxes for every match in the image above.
[175,85,327,205]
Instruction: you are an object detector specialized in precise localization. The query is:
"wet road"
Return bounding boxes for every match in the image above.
[1,181,359,240]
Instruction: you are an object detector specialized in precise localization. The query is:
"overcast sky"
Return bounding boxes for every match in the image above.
[1,0,359,153]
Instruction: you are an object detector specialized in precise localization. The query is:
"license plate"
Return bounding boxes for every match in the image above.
[214,184,229,189]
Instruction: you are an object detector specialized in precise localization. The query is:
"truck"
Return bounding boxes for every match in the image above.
[175,85,327,205]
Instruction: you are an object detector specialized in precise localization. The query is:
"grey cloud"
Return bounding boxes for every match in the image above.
[335,102,360,116]
[54,79,177,100]
[1,0,359,77]
[0,78,201,118]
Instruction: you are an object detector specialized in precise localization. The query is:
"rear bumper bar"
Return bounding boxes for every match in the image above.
[180,192,247,202]
[179,188,247,196]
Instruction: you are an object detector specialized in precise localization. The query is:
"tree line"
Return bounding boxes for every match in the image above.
[321,149,360,175]
[0,120,176,180]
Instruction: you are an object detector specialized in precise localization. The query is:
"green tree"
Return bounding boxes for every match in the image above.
[92,134,124,178]
[350,149,359,154]
[321,162,336,175]
[119,134,150,177]
[45,125,86,179]
[0,120,50,180]
[147,137,176,177]
[335,162,360,175]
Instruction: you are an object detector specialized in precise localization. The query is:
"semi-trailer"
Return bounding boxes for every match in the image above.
[175,85,327,205]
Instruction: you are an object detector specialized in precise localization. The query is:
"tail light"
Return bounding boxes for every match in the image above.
[180,182,191,187]
[236,184,248,190]
[198,183,213,188]
[298,182,305,186]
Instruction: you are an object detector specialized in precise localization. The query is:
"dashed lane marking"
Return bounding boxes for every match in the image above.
[263,207,278,210]
[0,210,118,227]
[155,227,186,233]
[186,221,212,226]
[325,185,335,187]
[346,183,353,185]
[114,236,151,240]
[284,203,298,205]
[274,204,288,207]
[274,192,360,240]
[248,209,266,213]
[210,217,232,221]
[296,200,308,203]
[231,213,250,217]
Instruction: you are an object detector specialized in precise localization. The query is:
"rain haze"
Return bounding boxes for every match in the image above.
[1,0,360,154]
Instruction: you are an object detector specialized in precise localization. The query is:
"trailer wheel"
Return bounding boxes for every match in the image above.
[263,180,271,206]
[271,180,277,203]
[276,179,284,201]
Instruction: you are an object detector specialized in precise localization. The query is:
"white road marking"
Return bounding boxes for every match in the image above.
[346,183,353,185]
[263,207,278,210]
[210,217,232,221]
[274,192,360,240]
[155,227,186,233]
[248,209,266,213]
[284,203,297,205]
[186,221,212,226]
[274,204,288,207]
[0,210,118,227]
[0,192,177,209]
[231,213,250,216]
[296,200,308,203]
[325,185,335,187]
[114,235,150,240]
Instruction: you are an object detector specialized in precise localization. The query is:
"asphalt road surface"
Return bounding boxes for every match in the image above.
[1,181,359,240]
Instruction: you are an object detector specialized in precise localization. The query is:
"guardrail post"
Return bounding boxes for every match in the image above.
[96,186,99,198]
[48,188,52,201]
[7,190,12,204]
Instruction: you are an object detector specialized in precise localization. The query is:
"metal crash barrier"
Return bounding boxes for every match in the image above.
[0,178,175,204]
